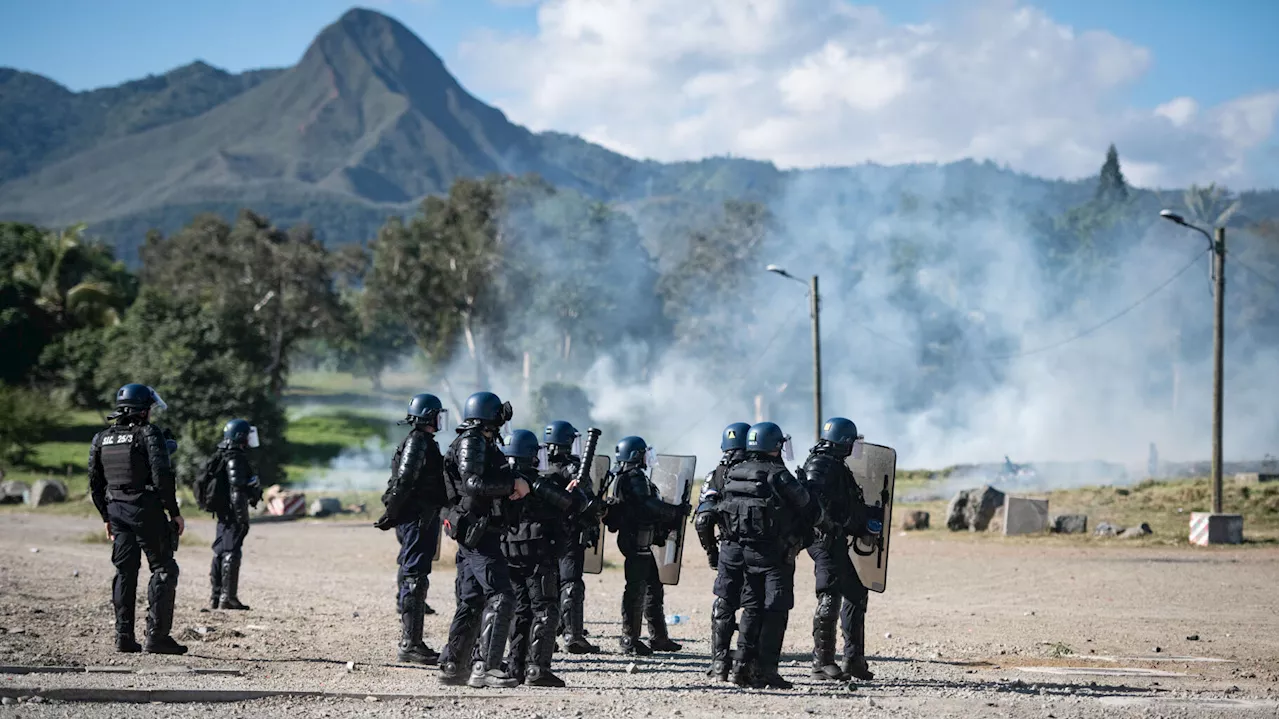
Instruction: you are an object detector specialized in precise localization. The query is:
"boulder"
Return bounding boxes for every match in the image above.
[308,497,343,517]
[902,511,930,531]
[26,479,68,507]
[1051,514,1089,534]
[0,480,29,505]
[986,506,1005,534]
[1093,522,1122,537]
[945,485,1006,531]
[1119,522,1153,539]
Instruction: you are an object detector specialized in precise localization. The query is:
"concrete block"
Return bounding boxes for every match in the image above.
[1189,513,1243,546]
[1002,496,1049,536]
[1234,472,1278,484]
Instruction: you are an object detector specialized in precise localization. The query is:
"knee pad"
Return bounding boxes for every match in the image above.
[815,592,839,623]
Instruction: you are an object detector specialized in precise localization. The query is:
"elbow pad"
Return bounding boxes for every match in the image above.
[531,475,575,513]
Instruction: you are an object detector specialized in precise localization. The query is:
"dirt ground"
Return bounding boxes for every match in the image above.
[0,512,1275,718]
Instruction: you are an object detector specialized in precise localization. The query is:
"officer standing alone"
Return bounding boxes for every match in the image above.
[88,384,187,655]
[375,393,448,665]
[610,436,689,656]
[209,419,262,611]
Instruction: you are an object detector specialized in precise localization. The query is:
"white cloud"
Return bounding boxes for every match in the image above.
[459,0,1278,187]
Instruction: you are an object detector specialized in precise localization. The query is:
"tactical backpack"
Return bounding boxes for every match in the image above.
[194,451,228,513]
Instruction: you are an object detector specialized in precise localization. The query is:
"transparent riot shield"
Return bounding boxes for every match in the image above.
[651,454,696,586]
[845,443,897,593]
[581,455,613,575]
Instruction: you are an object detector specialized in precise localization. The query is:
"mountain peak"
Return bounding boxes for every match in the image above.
[305,6,449,80]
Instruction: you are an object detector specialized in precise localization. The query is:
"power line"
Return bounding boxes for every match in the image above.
[842,249,1210,361]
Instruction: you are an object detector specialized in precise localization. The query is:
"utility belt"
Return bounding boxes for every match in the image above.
[106,484,158,503]
[443,505,502,550]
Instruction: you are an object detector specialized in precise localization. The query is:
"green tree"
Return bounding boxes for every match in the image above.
[0,384,63,466]
[1095,143,1129,205]
[139,211,344,398]
[96,290,288,485]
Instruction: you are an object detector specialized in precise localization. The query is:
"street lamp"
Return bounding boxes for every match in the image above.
[1160,209,1238,544]
[767,265,822,443]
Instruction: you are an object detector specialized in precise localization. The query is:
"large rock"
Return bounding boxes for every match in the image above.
[0,480,29,504]
[946,485,1006,532]
[308,497,343,517]
[902,511,930,531]
[1051,514,1088,534]
[26,479,68,507]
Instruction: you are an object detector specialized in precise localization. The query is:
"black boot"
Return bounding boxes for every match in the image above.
[115,634,141,653]
[526,603,566,687]
[619,591,652,656]
[439,602,482,686]
[811,592,846,680]
[209,553,223,610]
[219,552,249,610]
[842,656,874,681]
[467,595,518,688]
[841,592,873,680]
[438,661,466,686]
[754,611,792,689]
[144,559,186,655]
[644,585,681,653]
[707,597,735,681]
[397,576,439,665]
[561,582,599,654]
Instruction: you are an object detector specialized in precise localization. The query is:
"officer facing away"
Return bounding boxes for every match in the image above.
[210,419,263,611]
[501,429,593,687]
[611,436,689,656]
[438,392,531,689]
[715,421,818,689]
[803,417,883,681]
[694,421,750,681]
[88,384,187,655]
[543,420,601,654]
[375,393,448,665]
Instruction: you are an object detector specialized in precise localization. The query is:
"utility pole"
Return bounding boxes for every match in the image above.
[810,274,822,444]
[1160,211,1239,544]
[766,264,824,444]
[1211,227,1225,514]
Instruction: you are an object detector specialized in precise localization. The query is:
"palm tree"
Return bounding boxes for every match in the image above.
[11,223,122,327]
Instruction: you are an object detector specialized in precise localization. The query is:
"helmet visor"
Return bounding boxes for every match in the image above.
[644,446,657,468]
[851,439,865,459]
[247,426,261,449]
[571,435,583,457]
[537,446,549,472]
[149,389,168,413]
[781,435,794,462]
[432,409,449,433]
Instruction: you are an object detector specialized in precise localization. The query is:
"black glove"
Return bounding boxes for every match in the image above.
[373,512,396,531]
[706,545,719,570]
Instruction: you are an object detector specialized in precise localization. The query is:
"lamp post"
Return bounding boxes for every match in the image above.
[1159,210,1239,544]
[766,265,822,443]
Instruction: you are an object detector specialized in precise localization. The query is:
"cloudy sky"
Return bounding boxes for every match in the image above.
[2,0,1276,188]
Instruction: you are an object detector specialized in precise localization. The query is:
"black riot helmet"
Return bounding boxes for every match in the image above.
[463,391,513,426]
[223,419,260,448]
[615,436,651,467]
[544,421,580,451]
[504,429,541,464]
[721,422,750,452]
[110,383,166,422]
[746,421,792,460]
[402,393,446,431]
[820,417,859,457]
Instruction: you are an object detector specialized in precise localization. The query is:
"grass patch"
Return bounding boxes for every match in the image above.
[284,411,397,466]
[898,476,1279,544]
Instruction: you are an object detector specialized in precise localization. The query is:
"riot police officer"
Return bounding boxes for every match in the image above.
[375,394,448,665]
[611,436,689,656]
[694,421,750,681]
[437,392,530,688]
[544,420,600,654]
[715,422,818,689]
[88,384,186,655]
[804,417,883,681]
[501,429,593,687]
[210,419,263,611]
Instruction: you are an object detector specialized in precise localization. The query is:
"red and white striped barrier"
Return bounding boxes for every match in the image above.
[268,493,306,517]
[1189,513,1211,546]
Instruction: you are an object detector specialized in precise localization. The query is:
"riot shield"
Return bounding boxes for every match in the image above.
[581,455,613,575]
[432,509,442,561]
[845,443,897,593]
[650,454,696,586]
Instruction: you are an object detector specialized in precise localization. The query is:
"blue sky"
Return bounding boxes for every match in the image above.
[1,0,1273,106]
[0,1,1275,187]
